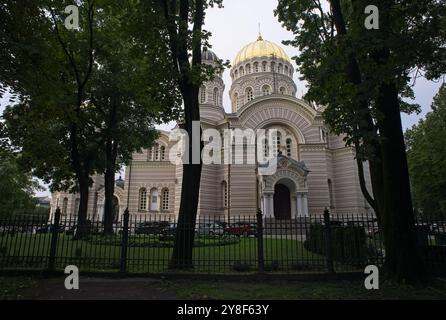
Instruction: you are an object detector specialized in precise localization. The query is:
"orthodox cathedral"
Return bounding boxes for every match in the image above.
[50,36,373,223]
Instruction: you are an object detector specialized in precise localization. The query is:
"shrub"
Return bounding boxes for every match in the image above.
[264,260,280,272]
[305,223,367,266]
[232,261,252,272]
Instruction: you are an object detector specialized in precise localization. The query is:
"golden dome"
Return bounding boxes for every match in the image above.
[233,36,291,66]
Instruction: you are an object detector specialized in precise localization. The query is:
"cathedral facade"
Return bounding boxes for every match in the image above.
[50,36,373,223]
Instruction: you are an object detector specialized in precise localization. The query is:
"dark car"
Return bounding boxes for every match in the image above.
[224,222,257,237]
[36,224,65,234]
[135,221,170,235]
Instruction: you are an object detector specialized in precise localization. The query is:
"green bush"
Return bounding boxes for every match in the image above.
[232,261,252,272]
[304,223,367,266]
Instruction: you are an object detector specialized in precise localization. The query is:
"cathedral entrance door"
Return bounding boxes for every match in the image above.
[274,184,291,220]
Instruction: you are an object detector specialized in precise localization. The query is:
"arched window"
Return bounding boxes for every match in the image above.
[271,62,276,72]
[200,86,206,103]
[245,87,253,103]
[221,181,228,208]
[246,64,251,74]
[154,143,159,161]
[279,87,286,95]
[262,85,271,96]
[160,146,166,160]
[289,69,293,77]
[235,70,238,78]
[234,93,239,111]
[240,66,244,76]
[262,61,267,72]
[254,62,259,73]
[213,87,219,106]
[286,138,292,157]
[161,188,169,211]
[278,63,283,74]
[147,147,153,161]
[150,188,159,211]
[285,65,289,74]
[62,198,68,215]
[139,188,147,211]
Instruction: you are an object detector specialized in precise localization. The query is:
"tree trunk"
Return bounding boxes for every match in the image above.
[74,170,90,240]
[103,137,117,235]
[376,81,426,282]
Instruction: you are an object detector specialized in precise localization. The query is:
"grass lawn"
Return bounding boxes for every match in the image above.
[0,233,326,273]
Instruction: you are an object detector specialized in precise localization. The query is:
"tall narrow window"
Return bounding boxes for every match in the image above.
[328,179,334,209]
[254,62,259,73]
[234,93,239,111]
[240,67,244,76]
[74,198,80,216]
[275,132,282,155]
[160,146,166,160]
[262,85,271,96]
[262,61,267,72]
[235,70,238,78]
[213,87,219,106]
[285,65,289,74]
[246,64,251,74]
[286,138,292,157]
[62,198,68,215]
[271,62,276,72]
[263,138,269,158]
[278,63,283,74]
[245,87,253,102]
[161,189,169,211]
[154,143,159,161]
[200,86,206,103]
[139,188,147,211]
[222,181,228,208]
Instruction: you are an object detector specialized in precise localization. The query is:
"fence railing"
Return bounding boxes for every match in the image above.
[0,208,445,275]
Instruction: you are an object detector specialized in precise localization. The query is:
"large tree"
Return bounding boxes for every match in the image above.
[0,156,42,217]
[406,84,446,220]
[1,1,181,236]
[276,0,445,281]
[157,0,224,268]
[87,1,181,234]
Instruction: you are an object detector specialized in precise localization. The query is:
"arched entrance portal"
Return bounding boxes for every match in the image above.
[274,184,291,220]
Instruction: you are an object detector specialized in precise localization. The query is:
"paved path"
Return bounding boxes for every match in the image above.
[23,277,178,300]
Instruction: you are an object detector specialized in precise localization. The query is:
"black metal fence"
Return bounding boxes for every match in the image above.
[0,209,445,275]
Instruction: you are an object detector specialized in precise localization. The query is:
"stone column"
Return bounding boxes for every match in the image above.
[262,192,274,218]
[302,193,309,217]
[296,192,303,218]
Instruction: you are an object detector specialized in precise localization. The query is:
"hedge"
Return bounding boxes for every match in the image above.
[304,223,368,266]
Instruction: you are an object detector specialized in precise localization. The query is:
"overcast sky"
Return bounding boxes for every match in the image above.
[0,0,443,196]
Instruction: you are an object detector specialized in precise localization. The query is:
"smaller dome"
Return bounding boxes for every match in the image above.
[202,48,219,62]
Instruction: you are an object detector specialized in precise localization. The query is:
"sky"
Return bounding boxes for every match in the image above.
[0,0,443,197]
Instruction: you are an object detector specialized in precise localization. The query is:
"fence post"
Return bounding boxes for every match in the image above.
[48,207,61,272]
[256,209,265,274]
[324,208,335,274]
[120,208,130,274]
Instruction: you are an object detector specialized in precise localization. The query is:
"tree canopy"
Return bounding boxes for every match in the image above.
[406,84,446,220]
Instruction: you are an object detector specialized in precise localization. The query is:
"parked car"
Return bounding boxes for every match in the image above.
[36,224,66,234]
[135,221,170,235]
[162,223,177,236]
[196,223,225,235]
[224,222,257,237]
